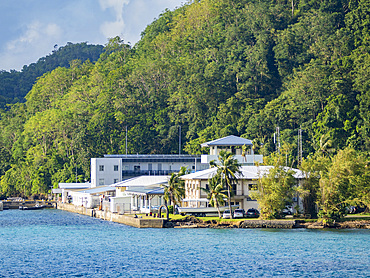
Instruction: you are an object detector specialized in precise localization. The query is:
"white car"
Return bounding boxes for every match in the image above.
[222,209,232,219]
[233,209,246,218]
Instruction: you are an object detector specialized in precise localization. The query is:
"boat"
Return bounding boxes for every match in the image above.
[19,204,45,210]
[178,199,239,217]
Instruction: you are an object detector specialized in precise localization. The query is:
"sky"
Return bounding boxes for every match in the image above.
[0,0,185,71]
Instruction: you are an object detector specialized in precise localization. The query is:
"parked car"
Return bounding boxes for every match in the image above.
[222,209,232,219]
[246,208,260,218]
[233,209,246,218]
[282,206,293,215]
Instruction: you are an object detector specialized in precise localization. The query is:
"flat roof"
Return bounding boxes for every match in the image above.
[104,154,200,158]
[58,183,91,189]
[201,135,253,147]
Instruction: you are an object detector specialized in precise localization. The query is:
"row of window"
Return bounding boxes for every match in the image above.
[98,178,119,185]
[99,165,119,172]
[99,164,196,172]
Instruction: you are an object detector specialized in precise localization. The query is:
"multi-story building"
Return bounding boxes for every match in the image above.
[90,154,206,187]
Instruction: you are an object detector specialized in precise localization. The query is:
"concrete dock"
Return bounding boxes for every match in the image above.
[57,203,165,228]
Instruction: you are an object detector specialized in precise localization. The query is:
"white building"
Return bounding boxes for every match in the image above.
[181,166,304,211]
[91,154,205,187]
[111,175,169,214]
[200,135,263,165]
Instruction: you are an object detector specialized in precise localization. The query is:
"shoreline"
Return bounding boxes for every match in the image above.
[55,202,370,229]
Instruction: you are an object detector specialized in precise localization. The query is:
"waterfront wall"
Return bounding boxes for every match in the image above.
[57,202,165,228]
[240,220,297,229]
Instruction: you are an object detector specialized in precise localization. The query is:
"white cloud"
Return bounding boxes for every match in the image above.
[0,21,62,70]
[99,0,129,39]
[6,22,62,53]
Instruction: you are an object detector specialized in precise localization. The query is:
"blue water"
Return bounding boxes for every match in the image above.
[0,210,369,277]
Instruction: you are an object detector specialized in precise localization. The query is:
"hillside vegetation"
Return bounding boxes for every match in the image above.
[0,42,104,109]
[0,0,369,211]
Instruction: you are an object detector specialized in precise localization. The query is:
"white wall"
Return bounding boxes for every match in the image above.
[91,158,122,187]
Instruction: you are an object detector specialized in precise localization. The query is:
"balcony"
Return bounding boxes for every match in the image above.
[122,170,176,177]
[201,154,263,165]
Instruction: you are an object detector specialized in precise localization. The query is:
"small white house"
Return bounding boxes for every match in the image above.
[111,175,169,214]
[68,185,115,209]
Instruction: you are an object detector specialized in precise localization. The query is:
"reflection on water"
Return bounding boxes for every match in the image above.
[0,209,369,277]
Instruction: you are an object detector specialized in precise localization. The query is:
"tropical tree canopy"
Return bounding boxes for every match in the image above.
[210,150,241,219]
[162,166,187,212]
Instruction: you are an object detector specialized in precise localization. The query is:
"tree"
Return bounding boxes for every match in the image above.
[201,174,228,218]
[210,150,241,219]
[162,166,186,214]
[251,155,297,219]
[318,148,370,223]
[298,154,330,218]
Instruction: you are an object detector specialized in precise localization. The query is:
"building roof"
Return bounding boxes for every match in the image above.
[124,186,164,196]
[181,166,304,180]
[200,135,253,147]
[76,185,115,194]
[58,183,91,189]
[113,175,169,187]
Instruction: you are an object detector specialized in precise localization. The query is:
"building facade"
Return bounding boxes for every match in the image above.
[181,166,304,211]
[91,154,206,187]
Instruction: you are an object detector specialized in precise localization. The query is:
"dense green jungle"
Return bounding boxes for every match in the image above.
[0,0,369,218]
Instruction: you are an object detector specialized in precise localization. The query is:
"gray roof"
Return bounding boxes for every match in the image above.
[201,135,253,147]
[181,166,304,180]
[125,186,164,196]
[113,175,169,187]
[77,186,115,194]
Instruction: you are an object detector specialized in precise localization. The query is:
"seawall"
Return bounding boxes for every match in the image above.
[57,203,165,228]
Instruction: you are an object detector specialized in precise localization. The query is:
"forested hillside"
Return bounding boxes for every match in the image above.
[0,0,369,201]
[0,42,104,109]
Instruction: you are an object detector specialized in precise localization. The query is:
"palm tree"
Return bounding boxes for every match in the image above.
[162,166,186,214]
[200,175,228,218]
[210,150,241,219]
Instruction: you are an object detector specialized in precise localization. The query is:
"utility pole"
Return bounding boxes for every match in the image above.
[126,126,128,155]
[298,126,303,166]
[275,126,280,154]
[179,125,181,155]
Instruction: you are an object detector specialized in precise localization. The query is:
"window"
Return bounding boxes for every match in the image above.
[148,163,152,171]
[205,184,209,191]
[99,179,104,185]
[114,165,118,171]
[248,184,257,191]
[134,165,140,171]
[99,165,104,171]
[232,184,237,195]
[114,178,118,184]
[158,163,162,171]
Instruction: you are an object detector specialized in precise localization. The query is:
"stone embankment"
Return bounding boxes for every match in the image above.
[55,204,370,229]
[169,216,370,229]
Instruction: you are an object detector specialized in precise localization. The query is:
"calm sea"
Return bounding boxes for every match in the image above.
[0,209,369,277]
